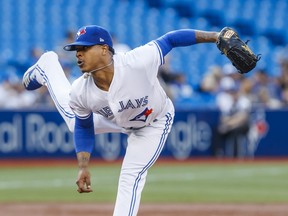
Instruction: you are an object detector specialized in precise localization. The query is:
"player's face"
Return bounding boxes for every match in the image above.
[75,45,107,73]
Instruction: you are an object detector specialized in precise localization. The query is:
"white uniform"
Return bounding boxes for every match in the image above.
[69,41,174,216]
[70,41,172,129]
[37,42,174,216]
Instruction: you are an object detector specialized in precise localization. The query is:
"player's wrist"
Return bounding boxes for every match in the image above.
[77,151,91,168]
[195,31,219,43]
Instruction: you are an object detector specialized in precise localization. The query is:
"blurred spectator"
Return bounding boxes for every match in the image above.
[239,77,254,102]
[5,47,44,81]
[158,55,193,102]
[281,88,288,106]
[158,60,179,84]
[0,77,53,109]
[222,63,244,87]
[276,50,288,107]
[169,73,193,100]
[251,68,282,109]
[199,65,222,94]
[0,78,34,108]
[214,77,252,158]
[0,47,55,109]
[276,45,288,70]
[257,88,282,109]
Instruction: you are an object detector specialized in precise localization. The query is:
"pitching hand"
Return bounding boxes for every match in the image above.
[76,167,93,193]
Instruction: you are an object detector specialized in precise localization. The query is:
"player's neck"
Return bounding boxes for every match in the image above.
[92,65,114,91]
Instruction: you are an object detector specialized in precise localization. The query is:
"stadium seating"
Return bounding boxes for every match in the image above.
[0,0,287,94]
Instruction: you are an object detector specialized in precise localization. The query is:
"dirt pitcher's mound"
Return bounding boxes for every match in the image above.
[1,203,287,216]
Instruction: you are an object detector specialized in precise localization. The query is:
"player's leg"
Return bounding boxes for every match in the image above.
[23,51,76,131]
[113,110,174,216]
[22,51,123,134]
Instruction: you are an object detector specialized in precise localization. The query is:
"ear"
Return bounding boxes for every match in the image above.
[101,45,109,55]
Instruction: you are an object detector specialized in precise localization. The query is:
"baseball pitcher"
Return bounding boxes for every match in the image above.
[23,25,259,216]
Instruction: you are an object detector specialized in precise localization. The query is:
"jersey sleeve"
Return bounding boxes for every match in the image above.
[155,29,196,56]
[74,114,95,153]
[69,78,95,153]
[125,42,163,79]
[69,78,91,119]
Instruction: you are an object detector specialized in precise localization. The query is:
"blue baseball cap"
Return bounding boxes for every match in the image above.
[63,25,114,53]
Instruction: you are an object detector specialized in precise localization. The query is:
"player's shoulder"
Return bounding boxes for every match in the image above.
[116,41,158,62]
[133,41,158,51]
[126,41,158,54]
[70,75,88,97]
[71,75,85,89]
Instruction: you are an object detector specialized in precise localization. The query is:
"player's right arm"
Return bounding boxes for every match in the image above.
[76,151,93,193]
[73,114,95,193]
[69,80,95,193]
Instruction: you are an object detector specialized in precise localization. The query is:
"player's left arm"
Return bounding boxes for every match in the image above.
[155,29,219,57]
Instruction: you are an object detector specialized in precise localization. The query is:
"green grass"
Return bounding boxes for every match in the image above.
[0,161,287,203]
[143,162,288,203]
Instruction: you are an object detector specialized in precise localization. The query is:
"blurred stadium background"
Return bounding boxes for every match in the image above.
[1,0,287,73]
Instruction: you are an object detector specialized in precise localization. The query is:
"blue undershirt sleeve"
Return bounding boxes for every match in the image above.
[155,29,197,57]
[74,113,95,153]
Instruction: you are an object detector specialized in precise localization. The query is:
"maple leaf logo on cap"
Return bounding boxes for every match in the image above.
[76,28,86,39]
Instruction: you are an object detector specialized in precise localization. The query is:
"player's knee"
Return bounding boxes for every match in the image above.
[119,167,148,186]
